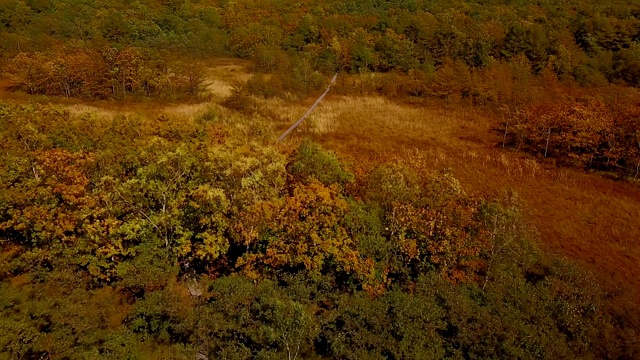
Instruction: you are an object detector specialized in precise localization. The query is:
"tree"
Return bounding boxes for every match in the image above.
[4,52,53,94]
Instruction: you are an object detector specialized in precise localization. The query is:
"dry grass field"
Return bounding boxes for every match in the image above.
[262,90,640,306]
[1,62,639,306]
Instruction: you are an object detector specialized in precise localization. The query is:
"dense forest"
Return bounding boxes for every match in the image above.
[1,102,638,358]
[2,0,640,84]
[3,0,640,176]
[1,0,640,359]
[1,0,640,92]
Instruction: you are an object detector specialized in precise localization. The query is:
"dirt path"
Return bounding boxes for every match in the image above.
[278,74,338,141]
[285,95,640,304]
[3,67,639,306]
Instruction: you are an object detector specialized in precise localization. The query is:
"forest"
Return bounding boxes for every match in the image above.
[1,0,640,359]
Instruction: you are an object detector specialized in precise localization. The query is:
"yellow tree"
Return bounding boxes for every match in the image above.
[236,182,381,293]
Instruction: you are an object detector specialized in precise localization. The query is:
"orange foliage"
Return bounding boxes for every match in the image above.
[236,182,381,292]
[0,149,99,245]
[388,199,488,283]
[508,99,640,176]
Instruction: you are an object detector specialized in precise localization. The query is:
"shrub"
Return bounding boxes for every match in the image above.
[288,140,354,186]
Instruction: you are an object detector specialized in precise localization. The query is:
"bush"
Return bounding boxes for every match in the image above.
[221,86,258,114]
[364,164,421,207]
[288,140,354,186]
[245,73,285,98]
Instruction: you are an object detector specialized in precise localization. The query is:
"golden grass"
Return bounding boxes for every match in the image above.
[206,79,237,98]
[259,94,486,145]
[274,92,640,300]
[0,57,251,117]
[204,59,253,99]
[3,60,639,302]
[66,104,128,119]
[161,103,211,119]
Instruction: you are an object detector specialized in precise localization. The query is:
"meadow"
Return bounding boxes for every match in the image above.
[2,0,640,357]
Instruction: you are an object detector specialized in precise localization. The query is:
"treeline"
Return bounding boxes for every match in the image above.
[221,0,640,87]
[0,0,227,57]
[4,47,207,99]
[0,102,638,358]
[502,99,640,178]
[2,0,640,89]
[243,54,553,104]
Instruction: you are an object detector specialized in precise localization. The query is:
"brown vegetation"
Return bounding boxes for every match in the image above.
[1,56,639,358]
[2,0,640,357]
[271,93,640,305]
[2,60,638,302]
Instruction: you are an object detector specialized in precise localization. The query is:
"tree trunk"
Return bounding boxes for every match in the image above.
[502,121,509,148]
[544,127,551,158]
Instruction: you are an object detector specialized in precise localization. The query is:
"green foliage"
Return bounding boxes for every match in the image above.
[365,164,421,207]
[0,102,639,358]
[613,43,640,85]
[289,140,354,186]
[2,0,640,97]
[3,0,640,356]
[323,289,446,359]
